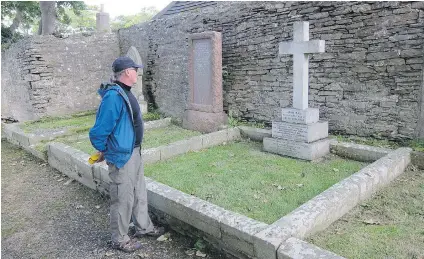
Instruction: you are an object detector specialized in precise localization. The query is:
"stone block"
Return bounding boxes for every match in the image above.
[146,179,222,238]
[202,129,229,149]
[159,137,203,161]
[48,143,96,190]
[141,147,161,164]
[183,110,227,133]
[144,118,171,130]
[281,108,319,124]
[278,237,346,259]
[272,121,328,143]
[263,137,330,161]
[70,150,96,190]
[238,126,272,142]
[329,141,391,162]
[253,225,291,259]
[226,127,241,142]
[411,150,424,169]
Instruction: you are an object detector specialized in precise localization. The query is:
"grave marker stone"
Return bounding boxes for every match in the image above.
[182,31,227,133]
[263,22,330,160]
[126,46,148,114]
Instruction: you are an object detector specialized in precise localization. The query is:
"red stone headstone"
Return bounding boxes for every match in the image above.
[182,31,227,133]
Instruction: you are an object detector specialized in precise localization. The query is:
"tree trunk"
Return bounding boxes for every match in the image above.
[40,1,56,35]
[37,20,42,35]
[9,10,22,34]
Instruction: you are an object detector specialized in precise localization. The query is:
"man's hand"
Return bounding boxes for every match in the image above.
[97,151,105,163]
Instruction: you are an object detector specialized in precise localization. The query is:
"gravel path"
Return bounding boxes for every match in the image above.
[1,140,231,259]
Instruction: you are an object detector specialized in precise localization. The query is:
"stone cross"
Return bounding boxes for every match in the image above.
[279,22,325,110]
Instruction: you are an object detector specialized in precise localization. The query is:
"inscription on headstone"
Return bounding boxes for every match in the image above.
[193,39,212,105]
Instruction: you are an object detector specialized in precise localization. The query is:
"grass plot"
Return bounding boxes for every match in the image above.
[36,124,201,155]
[145,140,366,224]
[308,168,424,259]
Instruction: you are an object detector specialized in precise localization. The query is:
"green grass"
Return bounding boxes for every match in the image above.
[308,169,424,259]
[36,124,201,155]
[144,140,366,224]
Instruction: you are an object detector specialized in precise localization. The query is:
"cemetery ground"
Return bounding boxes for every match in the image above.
[3,110,424,258]
[145,139,365,224]
[308,166,424,259]
[1,140,231,259]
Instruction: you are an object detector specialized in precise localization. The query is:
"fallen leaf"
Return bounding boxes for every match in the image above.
[277,185,284,190]
[263,199,268,203]
[64,179,74,185]
[137,253,149,258]
[156,234,168,242]
[76,205,83,209]
[333,168,339,172]
[57,178,64,182]
[185,249,196,256]
[95,205,101,209]
[196,251,207,257]
[296,184,304,188]
[253,194,259,199]
[363,219,380,225]
[105,251,114,256]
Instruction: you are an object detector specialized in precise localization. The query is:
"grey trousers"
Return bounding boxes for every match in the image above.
[108,147,154,244]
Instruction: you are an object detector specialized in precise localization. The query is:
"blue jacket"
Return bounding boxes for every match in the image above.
[89,83,135,168]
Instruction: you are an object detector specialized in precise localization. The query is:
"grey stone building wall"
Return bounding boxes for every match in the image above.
[1,33,119,121]
[120,1,424,139]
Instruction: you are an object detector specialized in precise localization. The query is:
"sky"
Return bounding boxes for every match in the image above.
[85,0,172,18]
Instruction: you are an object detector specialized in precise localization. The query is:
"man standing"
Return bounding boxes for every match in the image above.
[89,56,164,252]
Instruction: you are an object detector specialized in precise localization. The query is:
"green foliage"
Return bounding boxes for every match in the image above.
[143,111,162,122]
[111,7,158,31]
[227,110,266,129]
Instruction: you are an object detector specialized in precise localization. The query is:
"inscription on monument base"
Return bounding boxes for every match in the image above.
[272,121,328,143]
[263,137,330,161]
[282,108,319,124]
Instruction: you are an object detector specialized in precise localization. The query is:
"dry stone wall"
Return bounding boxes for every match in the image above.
[119,1,424,139]
[1,33,119,121]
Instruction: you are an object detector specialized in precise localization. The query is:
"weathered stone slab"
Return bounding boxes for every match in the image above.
[281,108,319,124]
[278,237,346,259]
[144,118,171,130]
[263,137,330,161]
[48,143,96,190]
[159,137,203,160]
[146,179,222,238]
[226,127,241,142]
[141,147,161,164]
[183,109,227,133]
[330,141,391,162]
[253,224,292,259]
[202,129,228,148]
[272,121,328,143]
[238,126,272,142]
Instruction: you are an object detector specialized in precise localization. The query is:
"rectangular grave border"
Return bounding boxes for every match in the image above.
[1,118,172,161]
[3,123,413,259]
